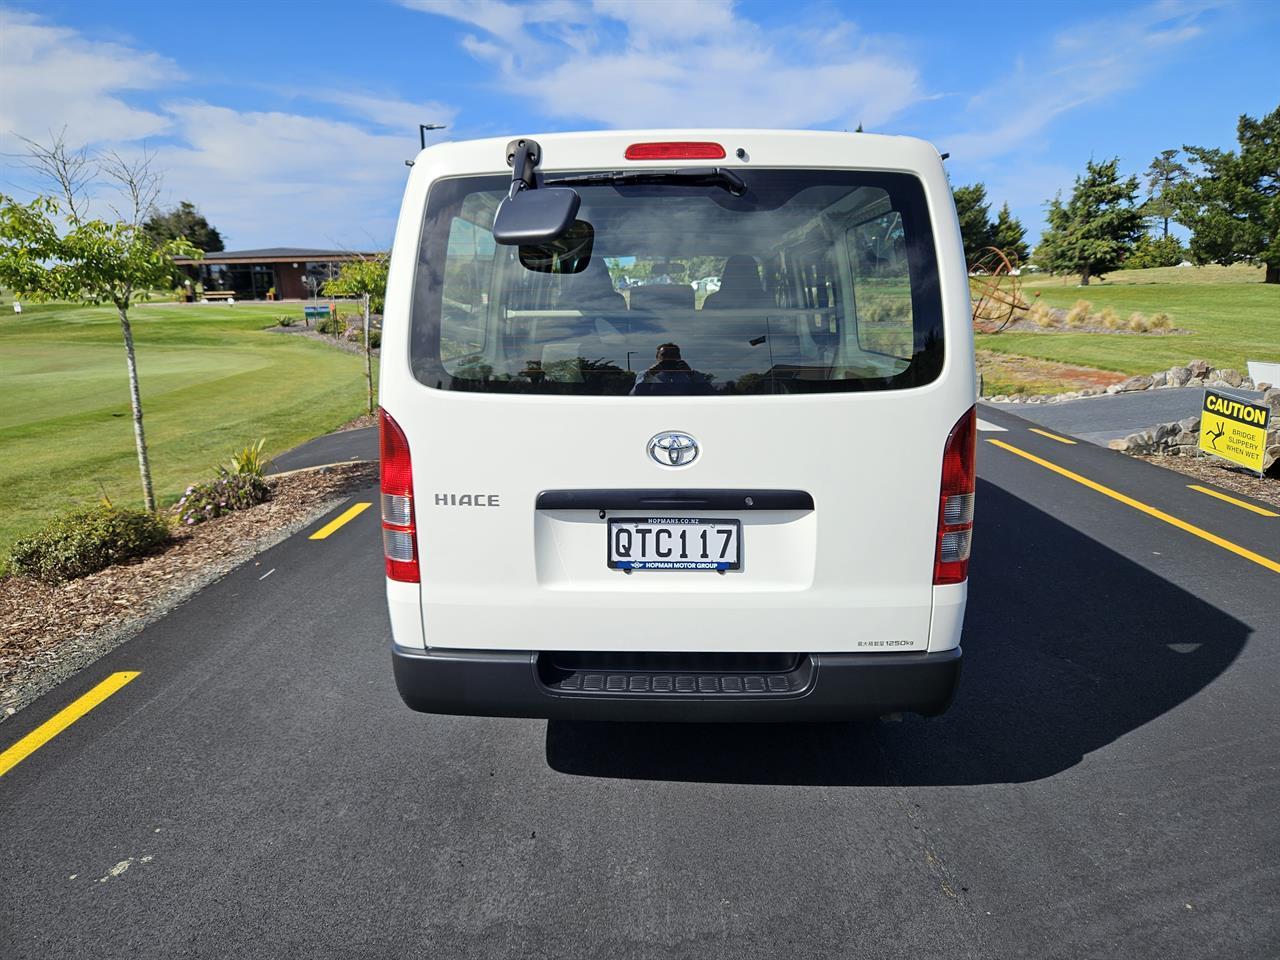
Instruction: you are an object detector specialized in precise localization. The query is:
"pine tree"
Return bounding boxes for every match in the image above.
[952,183,997,266]
[992,203,1029,264]
[1142,150,1188,239]
[144,201,224,253]
[1171,104,1280,284]
[1035,158,1143,285]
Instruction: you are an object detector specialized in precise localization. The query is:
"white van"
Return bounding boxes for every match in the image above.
[380,130,975,721]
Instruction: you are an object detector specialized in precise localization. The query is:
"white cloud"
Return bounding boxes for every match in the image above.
[407,0,923,130]
[943,0,1221,162]
[313,90,455,133]
[146,102,426,249]
[0,9,181,150]
[0,11,454,249]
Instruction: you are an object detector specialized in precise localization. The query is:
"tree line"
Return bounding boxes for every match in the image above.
[953,102,1278,285]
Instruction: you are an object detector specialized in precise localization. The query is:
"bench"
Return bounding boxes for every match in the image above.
[202,291,237,302]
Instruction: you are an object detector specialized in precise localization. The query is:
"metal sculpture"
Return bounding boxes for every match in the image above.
[969,246,1028,333]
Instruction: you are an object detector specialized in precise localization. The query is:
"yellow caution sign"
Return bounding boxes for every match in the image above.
[1200,389,1271,473]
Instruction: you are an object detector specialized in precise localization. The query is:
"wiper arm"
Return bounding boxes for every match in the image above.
[545,167,747,197]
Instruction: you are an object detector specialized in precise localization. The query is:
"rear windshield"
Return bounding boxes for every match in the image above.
[410,169,943,395]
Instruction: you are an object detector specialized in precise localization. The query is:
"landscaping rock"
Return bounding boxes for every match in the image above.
[1167,366,1191,387]
[1151,371,1168,387]
[1118,375,1153,392]
[1187,359,1212,378]
[1215,368,1243,387]
[1179,416,1200,433]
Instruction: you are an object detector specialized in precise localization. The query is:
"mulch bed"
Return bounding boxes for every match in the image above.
[0,462,377,719]
[977,350,1126,395]
[1133,454,1280,510]
[266,325,380,357]
[334,412,377,432]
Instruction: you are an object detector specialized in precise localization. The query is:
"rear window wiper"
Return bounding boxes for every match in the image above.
[544,167,747,197]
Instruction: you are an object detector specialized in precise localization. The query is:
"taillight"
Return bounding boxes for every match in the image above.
[379,408,418,582]
[934,406,976,585]
[625,141,727,161]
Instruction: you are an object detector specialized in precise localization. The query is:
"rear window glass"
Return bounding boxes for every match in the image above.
[410,169,943,395]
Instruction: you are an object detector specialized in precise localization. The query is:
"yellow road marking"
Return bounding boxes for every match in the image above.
[309,501,372,540]
[1187,484,1279,518]
[1028,428,1077,445]
[986,439,1280,575]
[0,672,140,778]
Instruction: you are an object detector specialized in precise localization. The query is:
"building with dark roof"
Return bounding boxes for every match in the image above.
[173,248,380,300]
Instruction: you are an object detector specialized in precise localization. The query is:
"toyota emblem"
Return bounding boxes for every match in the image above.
[648,432,699,467]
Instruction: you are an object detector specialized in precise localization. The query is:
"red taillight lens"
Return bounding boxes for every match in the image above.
[934,406,976,585]
[379,408,418,583]
[624,141,726,161]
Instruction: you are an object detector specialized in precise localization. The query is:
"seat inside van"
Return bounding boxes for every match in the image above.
[628,284,694,312]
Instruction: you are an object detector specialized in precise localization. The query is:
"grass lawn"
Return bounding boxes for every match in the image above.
[976,264,1279,378]
[0,301,373,563]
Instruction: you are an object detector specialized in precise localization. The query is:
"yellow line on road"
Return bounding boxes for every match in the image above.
[986,439,1280,575]
[0,672,140,778]
[309,501,372,540]
[1028,428,1077,445]
[1187,485,1279,518]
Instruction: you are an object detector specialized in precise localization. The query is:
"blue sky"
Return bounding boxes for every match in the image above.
[2,0,1276,250]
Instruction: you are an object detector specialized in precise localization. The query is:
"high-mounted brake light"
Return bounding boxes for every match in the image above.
[625,141,727,161]
[934,406,976,585]
[379,408,419,583]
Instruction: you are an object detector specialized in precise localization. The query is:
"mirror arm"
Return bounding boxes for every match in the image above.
[506,138,542,194]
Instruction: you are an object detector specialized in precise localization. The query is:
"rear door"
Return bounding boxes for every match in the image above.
[388,140,971,654]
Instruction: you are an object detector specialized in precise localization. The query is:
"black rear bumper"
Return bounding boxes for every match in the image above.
[392,646,961,722]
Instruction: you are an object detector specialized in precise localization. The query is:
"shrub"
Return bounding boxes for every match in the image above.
[1127,311,1149,332]
[176,473,270,527]
[1065,299,1092,326]
[1028,302,1057,328]
[316,315,342,335]
[8,505,170,583]
[224,439,269,479]
[1099,307,1122,329]
[1149,312,1174,331]
[276,314,296,328]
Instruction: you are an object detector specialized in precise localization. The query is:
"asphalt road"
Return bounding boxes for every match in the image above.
[268,425,377,474]
[3,408,1278,959]
[1001,386,1265,444]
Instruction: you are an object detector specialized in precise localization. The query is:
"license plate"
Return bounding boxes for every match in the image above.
[607,517,741,571]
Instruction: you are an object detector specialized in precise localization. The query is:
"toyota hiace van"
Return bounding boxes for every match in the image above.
[380,130,975,721]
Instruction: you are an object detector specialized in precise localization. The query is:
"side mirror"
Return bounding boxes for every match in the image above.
[518,219,595,274]
[492,186,581,245]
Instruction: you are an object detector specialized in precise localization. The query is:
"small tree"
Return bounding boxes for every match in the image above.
[1035,158,1143,285]
[0,135,199,511]
[324,256,388,415]
[952,183,997,266]
[1142,149,1188,239]
[992,202,1030,264]
[144,200,224,253]
[1126,234,1186,270]
[1171,104,1280,284]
